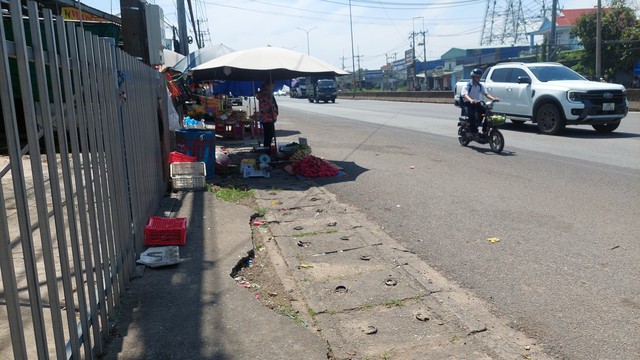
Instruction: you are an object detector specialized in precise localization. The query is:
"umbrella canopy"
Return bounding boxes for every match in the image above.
[191,46,348,81]
[171,43,235,74]
[160,49,185,72]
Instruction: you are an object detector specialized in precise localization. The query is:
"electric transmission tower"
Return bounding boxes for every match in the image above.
[480,0,550,46]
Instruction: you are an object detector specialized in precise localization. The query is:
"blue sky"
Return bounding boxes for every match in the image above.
[83,0,593,69]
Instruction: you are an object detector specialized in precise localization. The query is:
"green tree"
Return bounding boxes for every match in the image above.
[570,0,640,78]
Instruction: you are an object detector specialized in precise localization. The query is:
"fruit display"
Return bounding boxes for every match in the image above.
[291,155,339,177]
[288,144,312,163]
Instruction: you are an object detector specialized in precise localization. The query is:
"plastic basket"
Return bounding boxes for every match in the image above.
[169,151,197,164]
[171,162,207,190]
[171,162,206,177]
[488,115,506,127]
[171,175,206,190]
[144,217,187,246]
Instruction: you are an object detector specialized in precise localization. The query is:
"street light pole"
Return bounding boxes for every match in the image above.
[297,26,317,55]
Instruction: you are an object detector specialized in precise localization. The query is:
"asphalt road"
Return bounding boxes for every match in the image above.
[271,96,640,360]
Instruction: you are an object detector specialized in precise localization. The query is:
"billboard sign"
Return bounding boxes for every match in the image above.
[405,49,414,65]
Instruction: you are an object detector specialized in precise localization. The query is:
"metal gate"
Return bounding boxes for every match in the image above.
[1,0,168,358]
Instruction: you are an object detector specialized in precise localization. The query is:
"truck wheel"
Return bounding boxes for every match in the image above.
[536,103,565,135]
[315,98,319,103]
[331,98,336,103]
[308,98,314,103]
[592,123,619,133]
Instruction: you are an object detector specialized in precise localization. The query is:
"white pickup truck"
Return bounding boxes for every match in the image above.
[454,62,629,135]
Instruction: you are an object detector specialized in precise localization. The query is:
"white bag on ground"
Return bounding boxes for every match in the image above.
[137,246,180,267]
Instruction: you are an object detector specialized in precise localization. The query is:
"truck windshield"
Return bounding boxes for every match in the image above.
[318,80,335,87]
[528,65,586,82]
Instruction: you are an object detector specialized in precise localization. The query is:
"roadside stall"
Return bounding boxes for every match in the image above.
[166,46,348,187]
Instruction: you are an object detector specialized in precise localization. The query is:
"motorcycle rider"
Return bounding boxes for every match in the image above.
[461,68,499,135]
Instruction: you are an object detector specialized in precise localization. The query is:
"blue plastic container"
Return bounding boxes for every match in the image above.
[174,129,215,179]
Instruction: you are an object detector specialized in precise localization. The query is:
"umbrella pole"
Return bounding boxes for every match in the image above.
[269,73,277,154]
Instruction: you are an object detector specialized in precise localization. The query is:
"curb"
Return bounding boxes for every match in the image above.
[249,181,555,359]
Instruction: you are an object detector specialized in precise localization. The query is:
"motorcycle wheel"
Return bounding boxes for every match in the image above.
[489,129,504,153]
[458,128,470,146]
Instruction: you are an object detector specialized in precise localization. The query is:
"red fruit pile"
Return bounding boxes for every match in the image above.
[292,155,338,177]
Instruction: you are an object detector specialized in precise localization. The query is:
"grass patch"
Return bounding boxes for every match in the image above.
[307,306,318,320]
[293,231,318,237]
[293,229,337,237]
[210,184,254,203]
[254,206,268,216]
[383,299,404,308]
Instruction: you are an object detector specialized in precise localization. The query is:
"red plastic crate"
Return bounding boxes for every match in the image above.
[144,217,187,246]
[169,151,197,164]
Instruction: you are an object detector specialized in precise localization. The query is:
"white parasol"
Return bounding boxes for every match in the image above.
[191,46,348,81]
[171,43,236,74]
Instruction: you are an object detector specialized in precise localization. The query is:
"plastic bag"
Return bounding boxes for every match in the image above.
[137,246,180,268]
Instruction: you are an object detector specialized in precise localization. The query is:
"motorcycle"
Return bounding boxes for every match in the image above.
[457,100,505,154]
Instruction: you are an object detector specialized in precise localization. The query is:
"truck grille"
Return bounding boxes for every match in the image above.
[577,90,628,117]
[583,90,626,105]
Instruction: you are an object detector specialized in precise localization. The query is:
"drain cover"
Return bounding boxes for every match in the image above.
[334,285,348,294]
[362,325,378,334]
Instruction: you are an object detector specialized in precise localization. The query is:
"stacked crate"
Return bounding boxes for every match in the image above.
[170,162,206,191]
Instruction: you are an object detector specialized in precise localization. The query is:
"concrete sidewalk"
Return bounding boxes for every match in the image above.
[105,163,554,359]
[103,190,328,360]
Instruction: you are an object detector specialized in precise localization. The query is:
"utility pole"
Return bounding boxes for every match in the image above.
[423,31,427,90]
[355,47,363,89]
[411,30,416,90]
[385,53,396,91]
[176,0,189,55]
[596,0,602,79]
[411,17,423,91]
[548,0,557,61]
[186,0,200,49]
[349,0,357,97]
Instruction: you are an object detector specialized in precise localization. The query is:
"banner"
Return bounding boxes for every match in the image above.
[61,7,108,22]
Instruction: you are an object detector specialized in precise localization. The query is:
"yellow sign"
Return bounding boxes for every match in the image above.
[61,7,108,22]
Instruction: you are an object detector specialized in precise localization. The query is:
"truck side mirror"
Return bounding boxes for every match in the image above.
[517,76,531,84]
